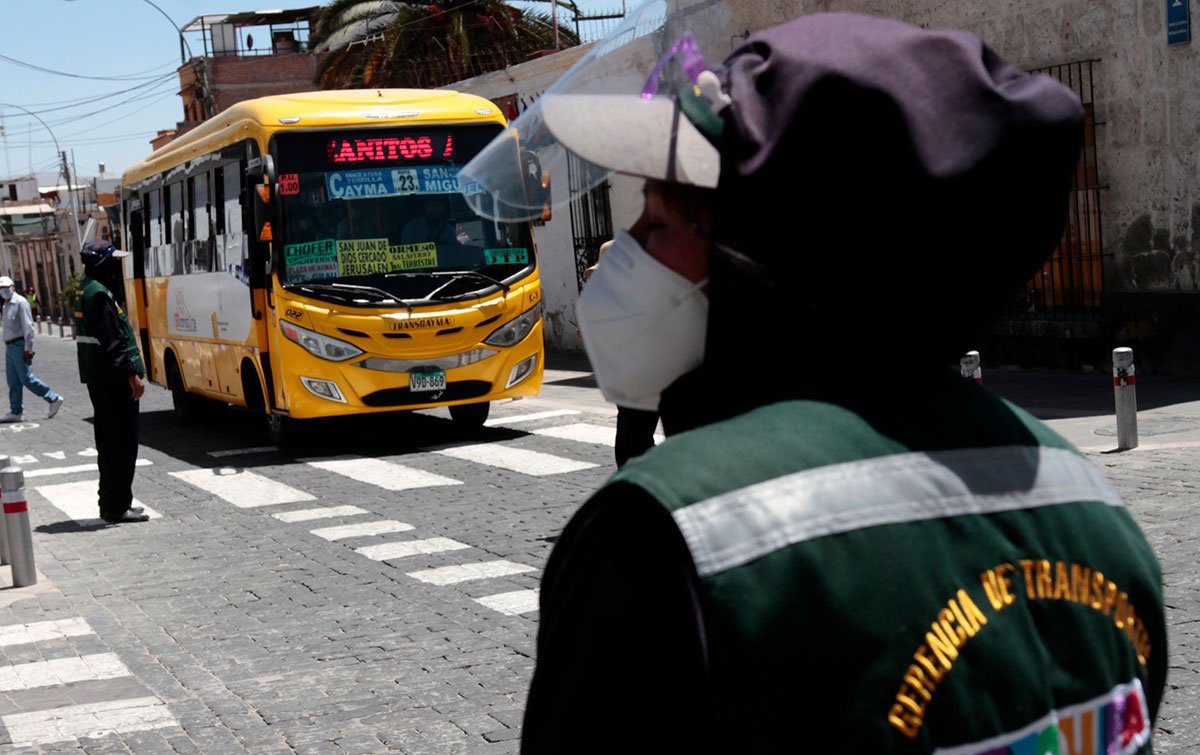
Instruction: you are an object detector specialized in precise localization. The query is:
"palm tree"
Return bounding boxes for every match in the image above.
[310,0,582,90]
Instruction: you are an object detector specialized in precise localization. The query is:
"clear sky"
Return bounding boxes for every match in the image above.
[0,0,618,186]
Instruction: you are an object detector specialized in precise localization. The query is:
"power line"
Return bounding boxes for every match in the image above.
[3,73,177,116]
[19,131,160,148]
[42,79,178,129]
[0,53,175,81]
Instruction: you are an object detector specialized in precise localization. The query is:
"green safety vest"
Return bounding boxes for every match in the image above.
[608,375,1165,753]
[73,277,145,384]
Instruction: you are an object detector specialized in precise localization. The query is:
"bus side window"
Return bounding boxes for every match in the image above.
[224,164,246,282]
[186,176,196,243]
[141,193,151,256]
[148,189,162,278]
[193,172,213,272]
[168,181,184,275]
[163,184,172,245]
[214,166,226,235]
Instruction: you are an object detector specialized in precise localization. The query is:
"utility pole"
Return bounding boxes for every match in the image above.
[0,202,10,278]
[60,151,81,251]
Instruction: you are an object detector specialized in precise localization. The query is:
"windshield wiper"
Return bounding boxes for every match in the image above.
[291,282,398,303]
[385,269,509,296]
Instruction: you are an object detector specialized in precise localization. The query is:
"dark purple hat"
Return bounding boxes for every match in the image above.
[80,239,129,268]
[705,12,1084,355]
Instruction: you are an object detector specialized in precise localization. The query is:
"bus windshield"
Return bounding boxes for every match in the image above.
[274,124,534,304]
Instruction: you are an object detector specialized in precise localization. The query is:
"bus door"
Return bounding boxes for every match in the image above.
[122,194,153,375]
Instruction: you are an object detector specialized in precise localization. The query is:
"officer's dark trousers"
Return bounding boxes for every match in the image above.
[86,383,140,520]
[614,406,659,468]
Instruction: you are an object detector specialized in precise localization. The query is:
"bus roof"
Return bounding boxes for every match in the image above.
[122,89,507,185]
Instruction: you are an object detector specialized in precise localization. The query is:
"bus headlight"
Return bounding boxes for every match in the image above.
[484,306,540,348]
[280,320,363,361]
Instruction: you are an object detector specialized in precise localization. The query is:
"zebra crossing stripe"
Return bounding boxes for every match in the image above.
[272,505,368,523]
[531,423,617,446]
[0,618,93,647]
[532,422,665,446]
[25,459,152,478]
[170,468,315,508]
[3,697,176,747]
[310,520,414,541]
[484,409,579,427]
[303,457,462,491]
[474,589,540,616]
[356,537,471,561]
[34,481,160,524]
[407,560,536,585]
[435,444,598,475]
[0,653,129,692]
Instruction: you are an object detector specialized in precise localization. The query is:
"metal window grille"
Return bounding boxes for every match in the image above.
[567,152,614,292]
[1014,59,1104,318]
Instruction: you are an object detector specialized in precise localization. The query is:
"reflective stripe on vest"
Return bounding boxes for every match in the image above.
[76,335,100,345]
[672,445,1124,578]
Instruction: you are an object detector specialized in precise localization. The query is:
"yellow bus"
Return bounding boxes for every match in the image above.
[119,90,546,444]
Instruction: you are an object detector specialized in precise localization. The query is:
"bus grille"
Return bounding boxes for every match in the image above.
[360,381,492,407]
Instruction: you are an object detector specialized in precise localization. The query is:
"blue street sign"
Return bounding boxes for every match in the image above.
[1168,0,1191,45]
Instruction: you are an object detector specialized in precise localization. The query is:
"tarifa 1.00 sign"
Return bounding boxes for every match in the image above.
[326,135,455,164]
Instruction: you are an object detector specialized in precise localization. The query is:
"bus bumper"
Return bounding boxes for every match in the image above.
[279,327,544,419]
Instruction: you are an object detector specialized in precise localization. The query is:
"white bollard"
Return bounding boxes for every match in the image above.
[1113,347,1138,450]
[0,455,8,567]
[960,350,982,384]
[0,467,35,587]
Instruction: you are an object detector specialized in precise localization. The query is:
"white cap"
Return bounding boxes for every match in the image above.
[0,276,13,288]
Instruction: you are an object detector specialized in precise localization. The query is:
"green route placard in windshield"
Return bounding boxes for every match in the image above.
[285,239,339,280]
[483,248,529,265]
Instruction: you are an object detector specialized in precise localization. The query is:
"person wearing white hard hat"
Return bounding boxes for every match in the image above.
[0,274,64,422]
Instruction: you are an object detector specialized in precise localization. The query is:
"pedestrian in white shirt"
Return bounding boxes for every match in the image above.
[0,275,63,422]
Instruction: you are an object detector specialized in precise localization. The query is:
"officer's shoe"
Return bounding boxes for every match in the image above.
[47,397,64,419]
[103,507,148,524]
[0,413,23,423]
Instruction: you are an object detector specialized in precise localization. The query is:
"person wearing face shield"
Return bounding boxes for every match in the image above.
[75,240,148,524]
[0,275,64,422]
[461,7,1166,753]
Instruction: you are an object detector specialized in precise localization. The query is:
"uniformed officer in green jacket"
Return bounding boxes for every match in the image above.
[461,5,1167,754]
[75,240,147,524]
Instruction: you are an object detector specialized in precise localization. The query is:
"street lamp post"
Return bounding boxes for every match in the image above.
[0,103,82,319]
[0,102,82,252]
[139,0,193,64]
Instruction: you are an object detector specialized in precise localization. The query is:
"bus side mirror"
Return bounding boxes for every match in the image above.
[523,151,551,224]
[247,155,276,242]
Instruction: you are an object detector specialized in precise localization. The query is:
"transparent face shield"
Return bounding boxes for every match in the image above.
[459,0,730,223]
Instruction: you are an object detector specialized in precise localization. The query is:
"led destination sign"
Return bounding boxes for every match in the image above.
[327,134,455,164]
[276,125,502,175]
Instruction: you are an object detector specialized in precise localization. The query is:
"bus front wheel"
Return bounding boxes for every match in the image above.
[266,413,298,447]
[449,401,490,430]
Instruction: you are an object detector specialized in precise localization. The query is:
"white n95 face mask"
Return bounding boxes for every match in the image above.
[576,230,708,412]
[0,289,12,301]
